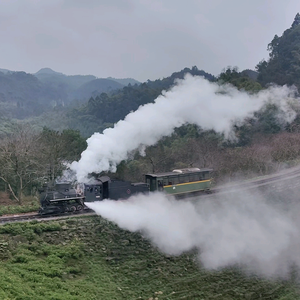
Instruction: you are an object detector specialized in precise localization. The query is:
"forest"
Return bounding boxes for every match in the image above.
[1,14,300,204]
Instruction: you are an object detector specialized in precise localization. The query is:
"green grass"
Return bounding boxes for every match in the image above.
[0,217,298,299]
[0,196,40,216]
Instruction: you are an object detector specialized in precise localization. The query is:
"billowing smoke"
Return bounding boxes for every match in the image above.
[70,74,297,182]
[86,189,300,278]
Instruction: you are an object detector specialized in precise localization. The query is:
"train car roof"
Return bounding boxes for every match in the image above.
[145,168,213,178]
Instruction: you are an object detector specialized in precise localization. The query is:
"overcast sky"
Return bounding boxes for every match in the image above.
[0,0,299,82]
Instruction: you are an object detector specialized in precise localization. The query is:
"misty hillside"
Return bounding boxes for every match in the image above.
[34,68,124,102]
[0,68,11,74]
[70,78,124,101]
[35,68,98,92]
[0,71,62,119]
[107,76,140,86]
[0,67,138,120]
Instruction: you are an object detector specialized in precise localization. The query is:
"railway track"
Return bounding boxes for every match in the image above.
[211,165,300,194]
[0,209,96,225]
[1,165,300,225]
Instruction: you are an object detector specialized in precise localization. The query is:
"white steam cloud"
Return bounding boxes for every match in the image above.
[86,190,300,278]
[70,74,297,182]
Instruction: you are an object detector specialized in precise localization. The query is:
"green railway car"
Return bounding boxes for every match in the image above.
[145,168,213,196]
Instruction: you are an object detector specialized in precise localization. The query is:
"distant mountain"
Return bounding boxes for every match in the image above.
[72,78,124,101]
[0,71,61,119]
[34,68,136,102]
[35,67,64,76]
[107,77,140,86]
[34,68,97,92]
[0,67,129,120]
[0,66,216,129]
[0,68,12,74]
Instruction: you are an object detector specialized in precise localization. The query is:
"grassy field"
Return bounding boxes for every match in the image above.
[0,216,298,300]
[0,194,40,216]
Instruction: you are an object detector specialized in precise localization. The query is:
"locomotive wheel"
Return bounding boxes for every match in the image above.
[69,206,76,213]
[76,205,83,211]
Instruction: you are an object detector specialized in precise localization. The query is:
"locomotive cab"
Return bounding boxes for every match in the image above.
[84,184,102,202]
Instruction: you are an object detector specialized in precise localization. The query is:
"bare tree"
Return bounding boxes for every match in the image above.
[0,124,42,203]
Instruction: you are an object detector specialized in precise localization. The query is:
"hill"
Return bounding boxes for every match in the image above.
[0,68,11,74]
[256,13,300,89]
[0,71,61,119]
[34,68,98,94]
[0,217,298,299]
[71,78,124,102]
[34,68,124,103]
[0,67,136,120]
[107,76,140,86]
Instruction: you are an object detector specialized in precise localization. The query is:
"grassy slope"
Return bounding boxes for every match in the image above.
[0,216,298,300]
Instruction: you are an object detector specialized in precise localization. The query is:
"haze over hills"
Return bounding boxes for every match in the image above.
[34,67,140,90]
[0,68,11,74]
[34,68,127,103]
[0,67,140,119]
[2,9,300,135]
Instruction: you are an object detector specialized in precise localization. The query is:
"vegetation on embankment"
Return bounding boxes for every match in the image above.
[0,216,299,300]
[0,194,39,216]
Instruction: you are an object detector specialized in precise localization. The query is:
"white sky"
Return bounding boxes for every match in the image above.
[0,0,299,82]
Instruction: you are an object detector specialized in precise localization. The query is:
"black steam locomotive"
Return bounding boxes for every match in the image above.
[38,176,149,215]
[39,168,213,215]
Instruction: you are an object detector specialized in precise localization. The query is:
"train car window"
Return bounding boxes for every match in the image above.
[179,176,184,183]
[173,176,179,185]
[150,178,156,191]
[146,178,151,186]
[90,187,93,193]
[163,178,168,186]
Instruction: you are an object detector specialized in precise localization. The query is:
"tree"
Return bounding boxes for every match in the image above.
[0,124,41,203]
[291,13,300,28]
[218,67,262,92]
[256,13,300,88]
[37,127,87,182]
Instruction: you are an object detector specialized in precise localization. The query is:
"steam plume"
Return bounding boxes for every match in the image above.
[86,190,300,278]
[71,74,297,181]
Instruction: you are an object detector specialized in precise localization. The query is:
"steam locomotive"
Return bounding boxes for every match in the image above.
[38,168,213,215]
